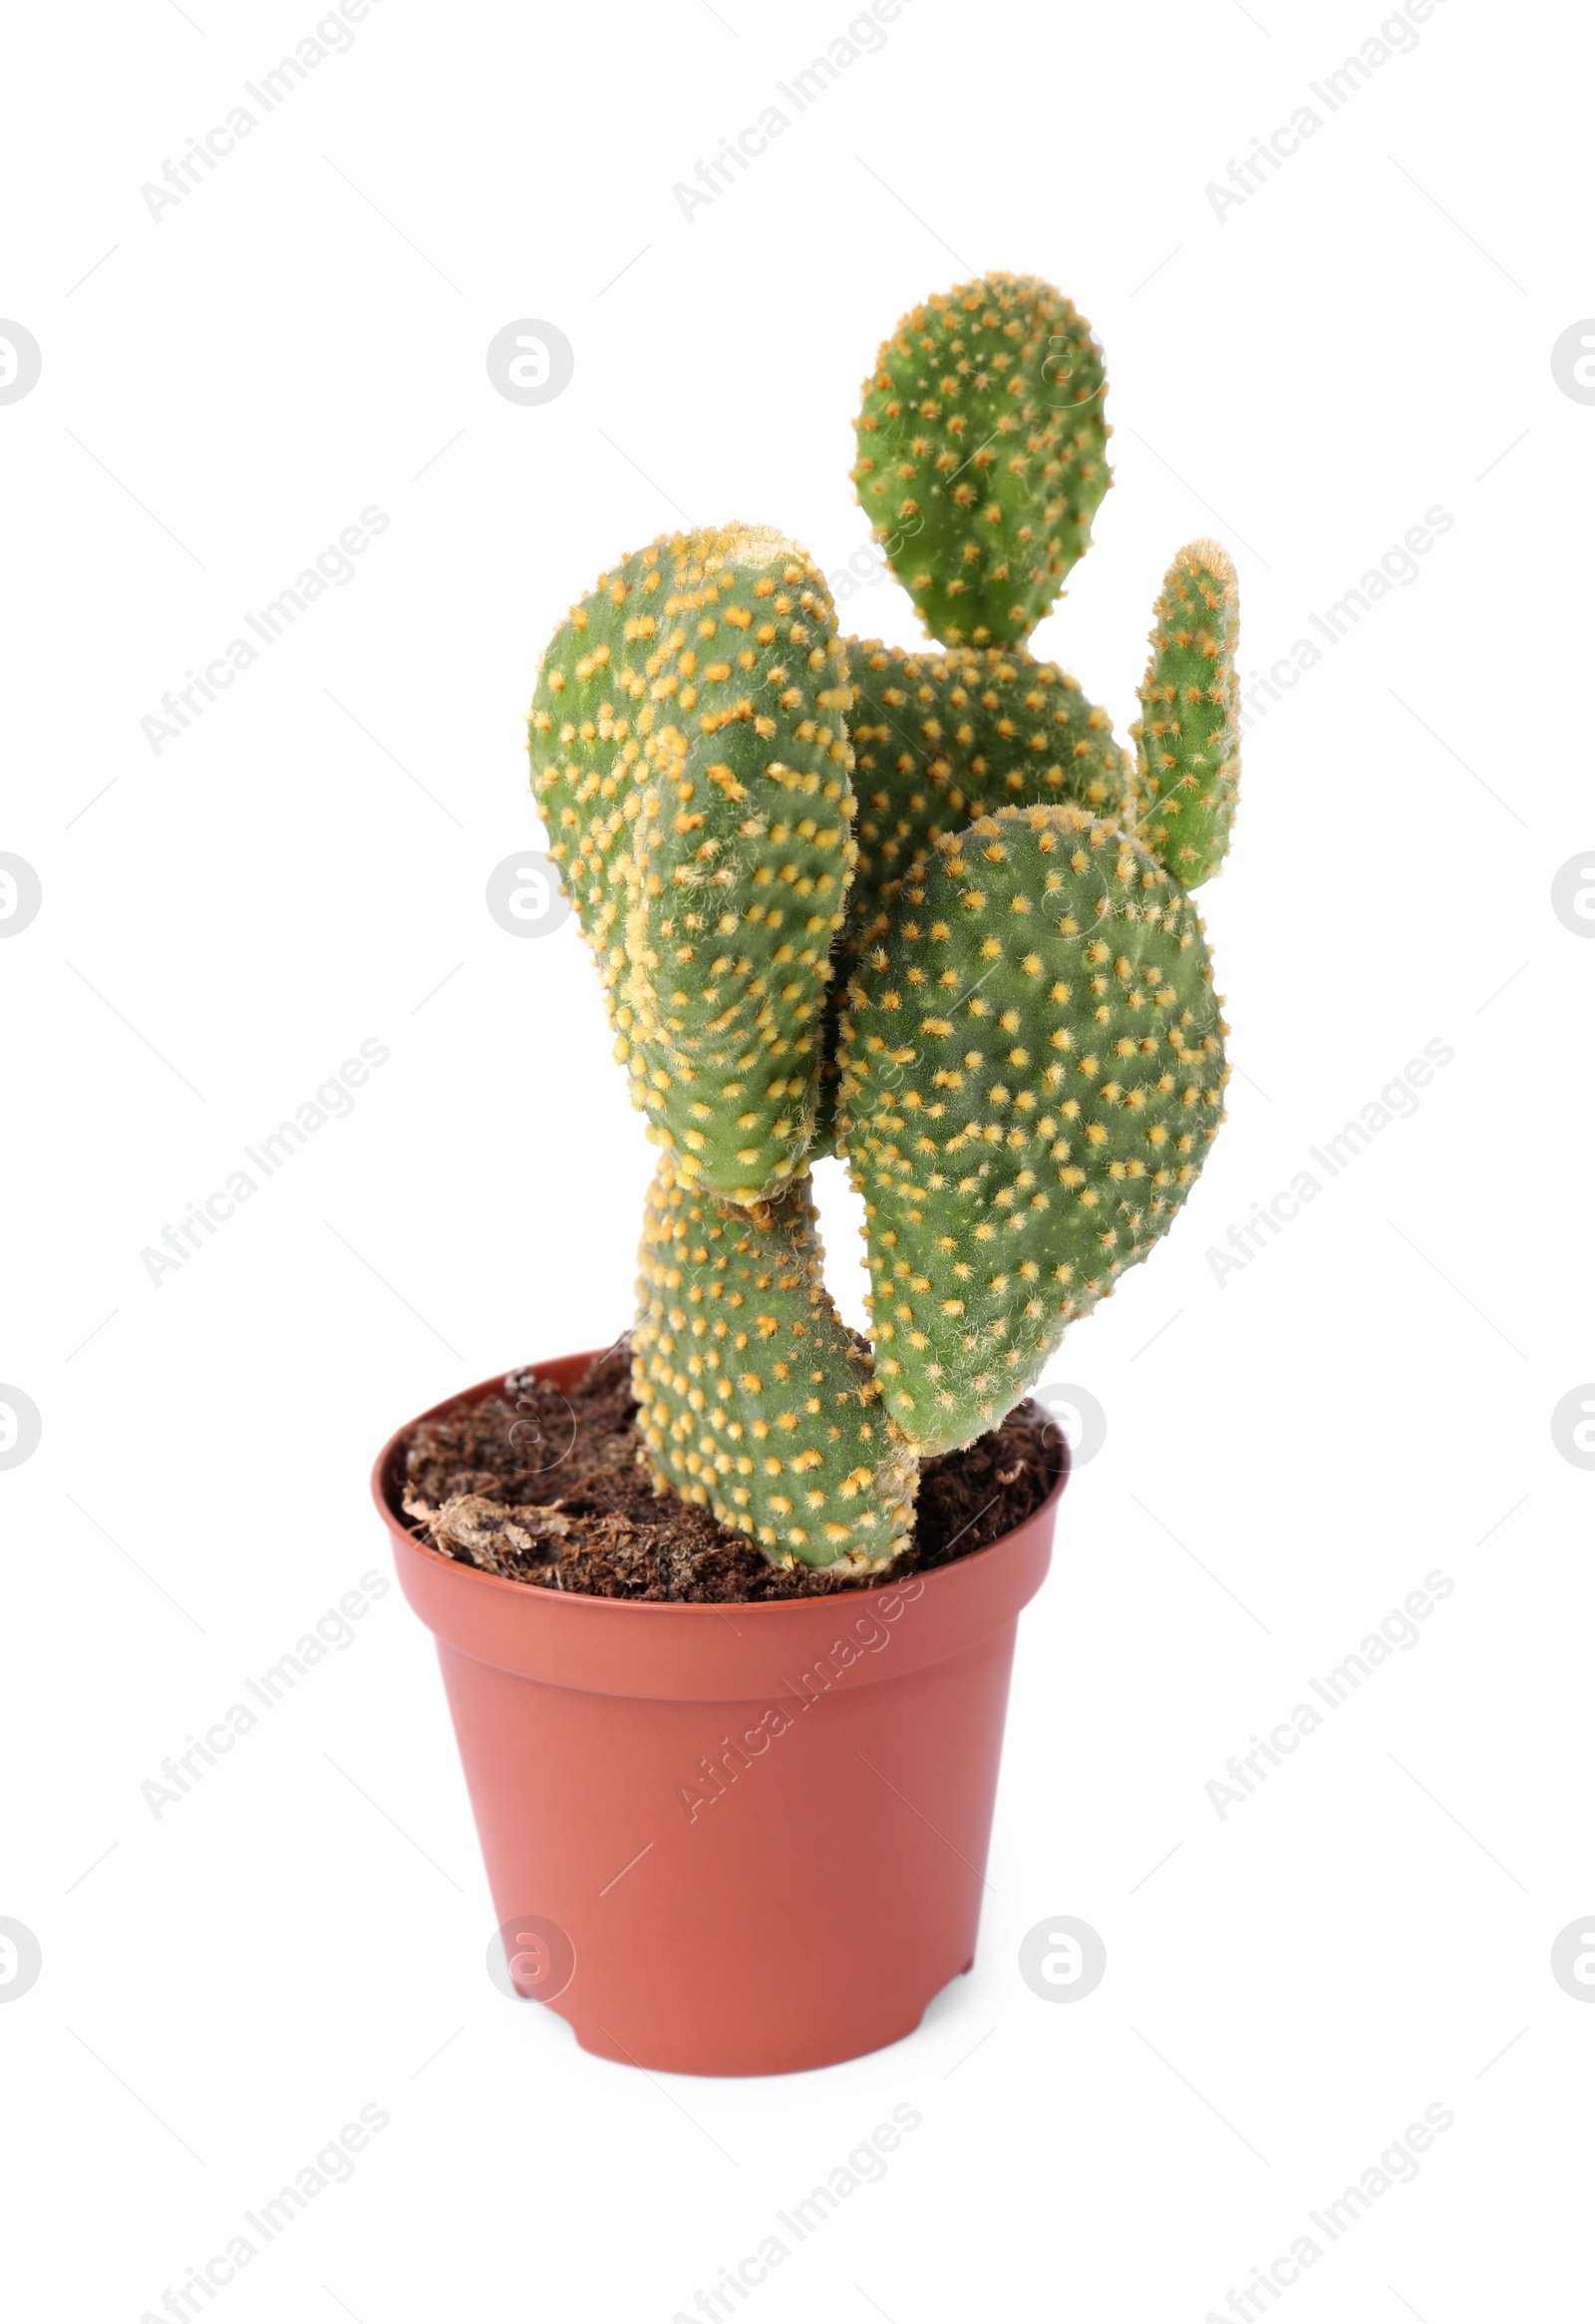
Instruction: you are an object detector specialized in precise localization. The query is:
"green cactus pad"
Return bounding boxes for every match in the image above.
[528,527,859,1203]
[844,638,1137,949]
[808,637,1136,1149]
[1131,540,1241,887]
[527,532,720,1017]
[633,1153,918,1568]
[836,804,1226,1452]
[851,273,1112,648]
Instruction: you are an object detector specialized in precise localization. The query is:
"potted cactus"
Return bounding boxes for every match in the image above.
[372,271,1240,2076]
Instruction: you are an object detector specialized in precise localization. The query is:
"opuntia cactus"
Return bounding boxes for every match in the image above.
[632,1153,918,1565]
[1130,540,1242,887]
[528,527,856,1204]
[843,639,1137,951]
[529,271,1241,1571]
[851,272,1111,648]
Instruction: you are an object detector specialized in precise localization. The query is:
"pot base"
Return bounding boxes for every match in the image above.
[567,1988,954,2078]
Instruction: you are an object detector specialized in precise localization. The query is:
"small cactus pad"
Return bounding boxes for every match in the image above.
[1131,540,1241,886]
[837,804,1225,1452]
[528,527,859,1203]
[633,1154,918,1568]
[844,638,1137,949]
[852,273,1111,648]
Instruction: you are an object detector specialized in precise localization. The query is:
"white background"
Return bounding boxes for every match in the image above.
[3,0,1591,2316]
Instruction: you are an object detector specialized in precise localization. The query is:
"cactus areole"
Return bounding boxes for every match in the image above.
[528,272,1241,1574]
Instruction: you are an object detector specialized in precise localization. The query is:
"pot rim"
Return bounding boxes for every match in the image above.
[371,1347,1070,1623]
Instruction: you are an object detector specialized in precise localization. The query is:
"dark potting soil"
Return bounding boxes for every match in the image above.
[393,1337,1064,1602]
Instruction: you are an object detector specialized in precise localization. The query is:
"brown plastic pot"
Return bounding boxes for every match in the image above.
[372,1350,1067,2078]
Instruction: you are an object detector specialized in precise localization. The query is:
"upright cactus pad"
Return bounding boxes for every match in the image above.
[528,269,1247,1571]
[844,638,1137,950]
[529,527,859,1203]
[836,805,1226,1453]
[852,273,1111,648]
[807,636,1139,1149]
[633,1154,917,1568]
[1131,540,1241,887]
